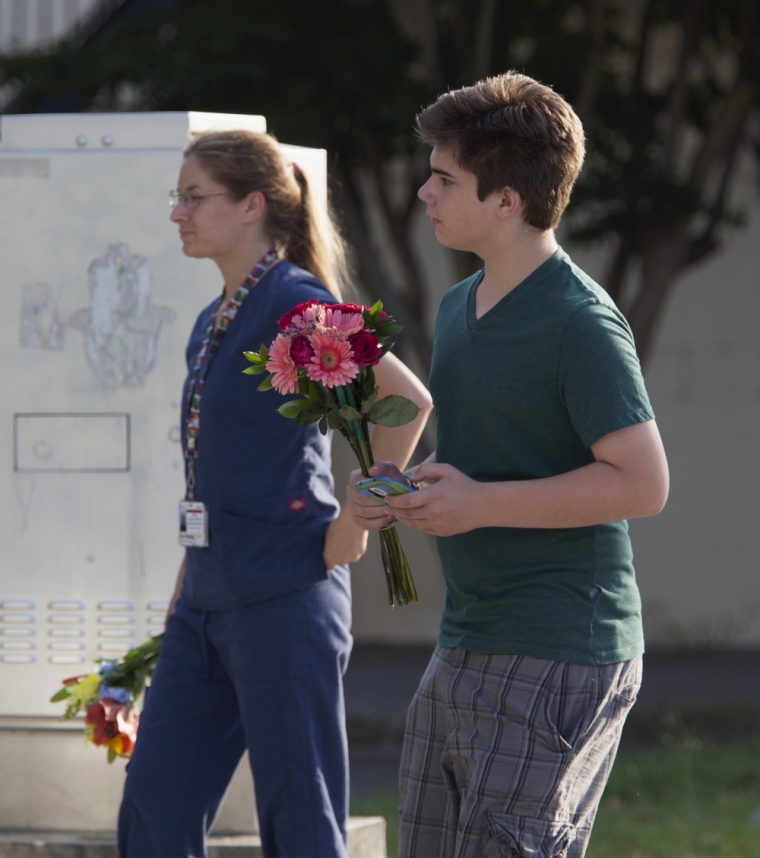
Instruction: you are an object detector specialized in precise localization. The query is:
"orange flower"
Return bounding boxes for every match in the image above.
[85,698,139,757]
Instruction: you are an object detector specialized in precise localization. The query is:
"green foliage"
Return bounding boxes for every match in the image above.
[12,3,757,361]
[0,0,428,161]
[367,394,420,427]
[95,633,165,700]
[338,405,363,422]
[277,399,315,419]
[242,347,268,375]
[360,386,379,415]
[588,741,760,857]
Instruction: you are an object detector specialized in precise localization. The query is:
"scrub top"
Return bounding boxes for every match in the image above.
[180,260,341,610]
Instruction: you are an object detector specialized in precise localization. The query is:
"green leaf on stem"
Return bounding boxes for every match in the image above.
[294,409,323,425]
[375,322,404,337]
[338,405,363,421]
[308,380,326,403]
[243,350,259,363]
[257,375,274,392]
[362,366,376,398]
[360,386,379,414]
[107,746,117,764]
[318,417,328,435]
[368,395,420,427]
[277,399,314,418]
[370,300,383,316]
[243,364,267,375]
[326,410,341,430]
[50,687,70,703]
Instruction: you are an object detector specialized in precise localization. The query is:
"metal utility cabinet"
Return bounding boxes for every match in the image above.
[0,111,327,832]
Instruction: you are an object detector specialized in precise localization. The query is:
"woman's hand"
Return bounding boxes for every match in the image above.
[345,461,411,531]
[323,506,369,569]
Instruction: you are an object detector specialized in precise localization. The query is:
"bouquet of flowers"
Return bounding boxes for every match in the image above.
[50,633,164,763]
[243,300,419,606]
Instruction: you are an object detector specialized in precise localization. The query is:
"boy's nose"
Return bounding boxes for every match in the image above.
[418,179,435,205]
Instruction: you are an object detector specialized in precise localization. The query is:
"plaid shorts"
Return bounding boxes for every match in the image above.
[398,646,641,858]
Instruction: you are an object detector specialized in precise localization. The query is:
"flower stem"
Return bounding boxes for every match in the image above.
[334,382,417,606]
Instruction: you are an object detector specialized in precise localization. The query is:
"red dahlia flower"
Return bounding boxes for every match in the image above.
[348,331,381,366]
[290,335,316,367]
[325,302,365,314]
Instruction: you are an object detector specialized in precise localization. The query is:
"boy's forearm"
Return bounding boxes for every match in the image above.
[473,460,667,529]
[388,421,669,535]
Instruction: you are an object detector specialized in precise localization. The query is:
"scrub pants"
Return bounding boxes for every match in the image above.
[118,567,352,858]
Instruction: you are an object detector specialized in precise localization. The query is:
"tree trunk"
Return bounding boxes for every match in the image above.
[625,225,690,362]
[330,163,434,376]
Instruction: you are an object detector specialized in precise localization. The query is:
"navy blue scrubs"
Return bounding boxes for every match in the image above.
[118,261,352,858]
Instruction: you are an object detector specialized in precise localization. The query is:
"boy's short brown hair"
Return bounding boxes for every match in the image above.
[416,72,585,230]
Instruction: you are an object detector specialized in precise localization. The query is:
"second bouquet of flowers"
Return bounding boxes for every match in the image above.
[243,300,419,606]
[50,633,164,763]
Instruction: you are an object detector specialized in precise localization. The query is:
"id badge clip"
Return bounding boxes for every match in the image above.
[179,500,209,548]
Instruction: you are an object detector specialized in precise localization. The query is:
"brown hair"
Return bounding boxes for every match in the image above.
[416,72,585,230]
[185,130,349,298]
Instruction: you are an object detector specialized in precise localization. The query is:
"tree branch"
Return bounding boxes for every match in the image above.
[626,223,690,362]
[690,79,754,192]
[604,233,635,303]
[687,138,741,266]
[473,0,499,80]
[574,0,608,128]
[662,0,706,176]
[330,162,433,376]
[363,146,428,323]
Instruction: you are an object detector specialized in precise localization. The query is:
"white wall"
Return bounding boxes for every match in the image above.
[566,160,760,648]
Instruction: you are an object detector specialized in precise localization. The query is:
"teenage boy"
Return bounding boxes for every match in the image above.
[347,72,669,858]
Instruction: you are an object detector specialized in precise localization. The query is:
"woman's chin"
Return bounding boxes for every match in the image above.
[181,242,203,258]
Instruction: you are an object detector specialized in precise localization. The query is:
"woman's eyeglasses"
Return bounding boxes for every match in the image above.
[168,190,230,209]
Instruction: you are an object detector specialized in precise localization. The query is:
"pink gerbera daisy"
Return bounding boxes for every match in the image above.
[266,334,299,394]
[307,331,359,387]
[323,307,364,335]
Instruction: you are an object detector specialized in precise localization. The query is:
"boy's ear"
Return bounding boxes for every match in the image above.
[496,186,523,220]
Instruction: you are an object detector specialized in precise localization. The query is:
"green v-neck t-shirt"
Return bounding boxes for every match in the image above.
[428,247,654,664]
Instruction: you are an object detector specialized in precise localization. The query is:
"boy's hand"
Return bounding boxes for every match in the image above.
[384,462,482,536]
[346,461,410,531]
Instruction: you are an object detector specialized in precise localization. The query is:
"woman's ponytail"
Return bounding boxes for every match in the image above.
[289,164,349,300]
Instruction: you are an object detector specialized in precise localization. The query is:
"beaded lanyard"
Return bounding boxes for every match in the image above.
[184,248,279,499]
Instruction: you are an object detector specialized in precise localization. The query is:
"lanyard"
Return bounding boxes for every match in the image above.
[184,248,279,499]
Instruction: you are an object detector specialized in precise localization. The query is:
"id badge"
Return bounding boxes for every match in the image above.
[179,500,209,548]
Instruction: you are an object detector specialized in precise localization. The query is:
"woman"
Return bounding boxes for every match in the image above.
[117,130,432,858]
